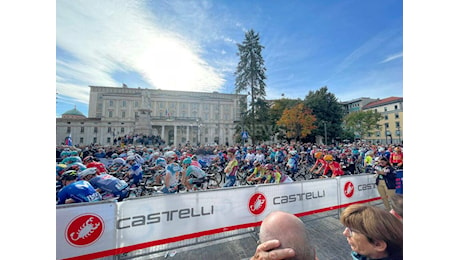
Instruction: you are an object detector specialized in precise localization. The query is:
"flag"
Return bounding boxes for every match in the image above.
[66,133,73,146]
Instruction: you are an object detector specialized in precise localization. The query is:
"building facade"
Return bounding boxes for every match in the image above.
[56,85,246,146]
[340,97,378,114]
[362,97,403,145]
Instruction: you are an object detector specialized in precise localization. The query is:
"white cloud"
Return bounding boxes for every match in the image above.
[380,52,403,64]
[56,0,227,103]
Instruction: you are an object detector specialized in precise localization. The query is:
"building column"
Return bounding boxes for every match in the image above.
[174,125,177,146]
[186,125,190,143]
[161,125,165,139]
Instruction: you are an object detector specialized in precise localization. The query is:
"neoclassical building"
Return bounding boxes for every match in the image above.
[56,85,246,146]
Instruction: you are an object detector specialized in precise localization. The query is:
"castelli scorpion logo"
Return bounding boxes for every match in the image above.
[65,214,104,247]
[248,192,267,215]
[344,181,355,198]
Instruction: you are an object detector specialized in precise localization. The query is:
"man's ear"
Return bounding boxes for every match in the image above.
[373,240,387,253]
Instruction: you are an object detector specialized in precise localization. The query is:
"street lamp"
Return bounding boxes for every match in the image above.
[322,121,327,145]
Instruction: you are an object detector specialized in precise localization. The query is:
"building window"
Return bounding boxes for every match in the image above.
[384,123,389,128]
[107,137,111,143]
[108,127,111,133]
[135,101,139,107]
[121,127,125,133]
[94,127,98,133]
[80,127,84,133]
[396,121,401,128]
[80,137,84,143]
[384,107,387,112]
[108,110,113,118]
[384,115,388,120]
[376,131,380,137]
[394,105,398,110]
[109,100,114,107]
[395,113,399,119]
[122,100,127,107]
[93,137,97,144]
[67,127,71,133]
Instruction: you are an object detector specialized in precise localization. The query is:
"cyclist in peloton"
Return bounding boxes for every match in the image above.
[181,157,208,191]
[264,164,293,184]
[308,151,326,178]
[161,151,182,194]
[79,167,129,202]
[322,154,345,178]
[83,156,108,174]
[123,155,144,187]
[246,160,267,184]
[57,170,102,205]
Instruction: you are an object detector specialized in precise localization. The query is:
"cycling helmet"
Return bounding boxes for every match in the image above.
[126,155,136,162]
[153,152,160,157]
[62,156,82,165]
[83,156,94,163]
[314,152,323,159]
[182,157,192,165]
[114,157,124,163]
[111,153,119,159]
[324,154,334,161]
[65,162,87,172]
[394,147,401,152]
[79,167,97,178]
[264,164,274,170]
[227,148,236,154]
[289,150,297,155]
[253,160,261,167]
[164,151,177,159]
[61,170,78,181]
[56,164,67,176]
[155,158,167,167]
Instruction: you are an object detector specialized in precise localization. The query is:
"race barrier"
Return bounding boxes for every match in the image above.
[56,174,381,260]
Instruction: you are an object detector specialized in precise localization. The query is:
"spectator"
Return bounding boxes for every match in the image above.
[251,211,316,260]
[340,204,403,260]
[374,156,397,211]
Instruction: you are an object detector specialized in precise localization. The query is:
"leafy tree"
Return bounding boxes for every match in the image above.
[304,86,345,144]
[277,103,317,142]
[234,29,267,145]
[343,110,382,140]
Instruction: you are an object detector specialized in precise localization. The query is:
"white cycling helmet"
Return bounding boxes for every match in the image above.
[164,151,177,159]
[79,167,97,178]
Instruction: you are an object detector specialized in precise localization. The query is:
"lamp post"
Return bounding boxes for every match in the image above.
[323,121,327,145]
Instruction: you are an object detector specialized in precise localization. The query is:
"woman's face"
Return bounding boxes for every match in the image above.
[343,227,378,257]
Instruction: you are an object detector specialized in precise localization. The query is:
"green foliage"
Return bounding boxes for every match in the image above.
[344,110,383,139]
[234,29,268,144]
[304,86,346,143]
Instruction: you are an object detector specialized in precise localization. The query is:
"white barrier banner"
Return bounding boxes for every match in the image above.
[56,201,117,260]
[337,175,380,205]
[116,179,339,248]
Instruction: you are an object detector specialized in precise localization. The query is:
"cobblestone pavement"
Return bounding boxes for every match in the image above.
[117,201,384,260]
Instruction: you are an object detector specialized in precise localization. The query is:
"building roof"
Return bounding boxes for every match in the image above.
[62,106,86,118]
[362,97,403,109]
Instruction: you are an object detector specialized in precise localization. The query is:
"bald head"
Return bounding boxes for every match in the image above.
[259,211,315,260]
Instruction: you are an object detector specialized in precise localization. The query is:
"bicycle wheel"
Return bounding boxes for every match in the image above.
[206,176,220,189]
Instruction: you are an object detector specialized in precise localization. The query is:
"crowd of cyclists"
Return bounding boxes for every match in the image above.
[56,141,403,205]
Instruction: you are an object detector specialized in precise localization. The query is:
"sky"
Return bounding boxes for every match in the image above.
[56,0,403,117]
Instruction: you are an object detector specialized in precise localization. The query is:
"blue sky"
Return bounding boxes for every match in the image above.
[56,0,402,117]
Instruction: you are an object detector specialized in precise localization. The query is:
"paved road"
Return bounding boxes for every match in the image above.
[116,201,384,260]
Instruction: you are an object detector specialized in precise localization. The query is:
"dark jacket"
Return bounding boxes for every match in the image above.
[375,165,396,189]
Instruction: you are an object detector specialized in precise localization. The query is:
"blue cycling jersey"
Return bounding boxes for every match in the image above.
[57,180,102,205]
[89,174,128,196]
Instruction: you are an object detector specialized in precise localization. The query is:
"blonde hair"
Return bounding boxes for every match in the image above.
[340,204,403,259]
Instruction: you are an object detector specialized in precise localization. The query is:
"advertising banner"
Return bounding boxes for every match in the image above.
[337,174,380,206]
[56,201,117,260]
